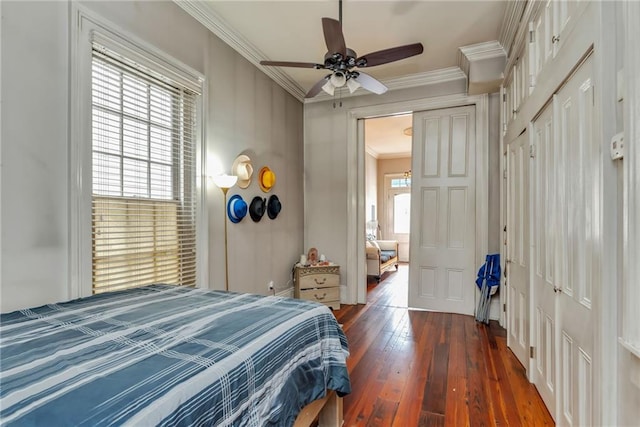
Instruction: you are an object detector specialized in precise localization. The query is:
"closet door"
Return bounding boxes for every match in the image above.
[554,53,595,427]
[506,130,530,370]
[531,101,558,419]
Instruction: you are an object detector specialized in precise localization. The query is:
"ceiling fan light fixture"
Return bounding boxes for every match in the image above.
[329,71,346,87]
[321,80,335,96]
[346,77,360,94]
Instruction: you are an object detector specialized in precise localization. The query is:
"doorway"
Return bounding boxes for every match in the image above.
[363,114,412,289]
[385,175,411,262]
[349,95,489,310]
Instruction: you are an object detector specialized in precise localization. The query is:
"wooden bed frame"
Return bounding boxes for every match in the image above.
[294,391,343,427]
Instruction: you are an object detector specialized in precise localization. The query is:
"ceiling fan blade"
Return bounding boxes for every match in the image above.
[305,75,332,98]
[322,17,347,57]
[357,43,424,67]
[260,60,324,69]
[352,72,387,95]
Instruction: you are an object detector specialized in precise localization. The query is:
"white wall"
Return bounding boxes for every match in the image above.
[0,0,303,312]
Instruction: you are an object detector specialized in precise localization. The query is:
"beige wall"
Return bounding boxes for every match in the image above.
[1,0,303,311]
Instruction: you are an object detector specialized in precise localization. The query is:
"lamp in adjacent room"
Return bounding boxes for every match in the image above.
[366,220,379,241]
[212,173,238,291]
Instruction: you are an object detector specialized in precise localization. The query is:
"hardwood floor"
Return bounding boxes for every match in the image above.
[333,264,553,426]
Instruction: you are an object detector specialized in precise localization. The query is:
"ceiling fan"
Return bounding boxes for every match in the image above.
[259,0,424,99]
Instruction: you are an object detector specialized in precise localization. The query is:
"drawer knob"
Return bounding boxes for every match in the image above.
[314,278,327,285]
[314,292,327,300]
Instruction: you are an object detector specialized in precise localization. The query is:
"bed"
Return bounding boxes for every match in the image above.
[0,285,351,426]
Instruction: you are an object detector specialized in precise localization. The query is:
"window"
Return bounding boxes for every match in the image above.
[91,47,197,293]
[390,177,411,188]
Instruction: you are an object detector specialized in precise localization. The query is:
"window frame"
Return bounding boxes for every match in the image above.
[70,5,207,299]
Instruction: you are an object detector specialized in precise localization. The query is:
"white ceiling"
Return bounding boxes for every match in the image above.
[365,114,413,159]
[180,0,508,156]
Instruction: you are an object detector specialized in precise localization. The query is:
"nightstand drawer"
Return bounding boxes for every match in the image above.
[298,273,339,290]
[299,287,340,304]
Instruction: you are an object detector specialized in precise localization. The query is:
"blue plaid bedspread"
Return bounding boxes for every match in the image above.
[0,285,351,426]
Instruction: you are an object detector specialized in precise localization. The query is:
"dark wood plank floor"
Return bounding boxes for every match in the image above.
[333,264,553,426]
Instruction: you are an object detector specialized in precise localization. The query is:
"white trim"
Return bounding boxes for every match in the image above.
[346,93,489,306]
[69,4,94,299]
[307,68,467,104]
[365,145,380,159]
[376,151,412,160]
[174,0,305,100]
[458,40,506,75]
[69,4,207,297]
[499,85,507,327]
[622,0,640,354]
[276,288,294,298]
[499,1,527,57]
[196,79,209,289]
[594,3,620,425]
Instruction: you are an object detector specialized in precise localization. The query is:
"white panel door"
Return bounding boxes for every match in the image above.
[555,54,595,427]
[531,101,558,419]
[408,106,476,315]
[506,130,530,370]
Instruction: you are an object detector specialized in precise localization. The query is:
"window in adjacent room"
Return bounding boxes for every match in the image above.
[91,47,197,293]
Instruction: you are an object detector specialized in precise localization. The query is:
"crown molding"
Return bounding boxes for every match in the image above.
[176,1,467,105]
[458,40,506,75]
[365,145,380,159]
[305,67,467,104]
[377,151,412,160]
[174,0,306,101]
[365,145,412,160]
[498,1,526,57]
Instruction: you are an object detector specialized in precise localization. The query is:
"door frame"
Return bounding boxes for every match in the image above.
[346,94,489,305]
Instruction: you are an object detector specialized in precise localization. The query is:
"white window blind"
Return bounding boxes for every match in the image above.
[91,48,197,293]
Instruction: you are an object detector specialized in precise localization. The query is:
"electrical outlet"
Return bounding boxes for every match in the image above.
[611,132,624,160]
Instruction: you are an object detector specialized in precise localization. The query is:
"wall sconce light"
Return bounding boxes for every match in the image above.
[212,174,238,291]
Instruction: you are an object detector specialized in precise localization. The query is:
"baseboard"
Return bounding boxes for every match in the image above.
[276,288,294,298]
